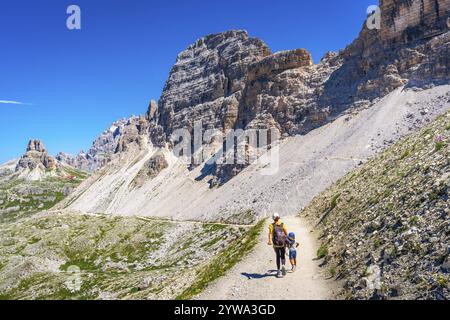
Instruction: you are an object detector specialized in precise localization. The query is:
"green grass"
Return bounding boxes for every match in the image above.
[63,167,89,180]
[180,237,195,251]
[400,150,410,160]
[435,141,446,151]
[438,275,448,288]
[409,215,419,225]
[373,239,382,249]
[175,219,265,300]
[330,193,341,210]
[59,258,98,273]
[28,237,41,244]
[428,191,439,201]
[200,236,223,249]
[0,170,88,223]
[316,244,328,259]
[422,128,432,136]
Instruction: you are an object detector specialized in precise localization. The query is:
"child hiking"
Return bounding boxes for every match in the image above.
[286,232,300,272]
[267,213,288,278]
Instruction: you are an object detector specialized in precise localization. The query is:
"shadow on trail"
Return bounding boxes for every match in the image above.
[241,271,278,280]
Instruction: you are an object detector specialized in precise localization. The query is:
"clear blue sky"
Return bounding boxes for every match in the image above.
[0,0,375,163]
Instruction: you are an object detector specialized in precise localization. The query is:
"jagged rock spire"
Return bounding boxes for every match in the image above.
[16,139,56,171]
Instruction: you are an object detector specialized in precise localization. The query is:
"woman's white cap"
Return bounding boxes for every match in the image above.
[272,212,280,220]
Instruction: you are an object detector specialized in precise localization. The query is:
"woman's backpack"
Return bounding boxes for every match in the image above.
[272,223,287,247]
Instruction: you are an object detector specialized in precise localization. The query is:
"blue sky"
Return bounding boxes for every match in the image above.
[0,0,375,163]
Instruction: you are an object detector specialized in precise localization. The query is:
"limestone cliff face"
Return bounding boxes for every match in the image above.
[152,31,332,143]
[239,49,337,136]
[319,0,449,106]
[61,0,449,185]
[148,1,450,185]
[152,30,272,146]
[115,116,149,153]
[151,1,448,148]
[380,0,448,44]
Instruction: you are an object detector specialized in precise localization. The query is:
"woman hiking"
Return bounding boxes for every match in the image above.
[267,213,288,278]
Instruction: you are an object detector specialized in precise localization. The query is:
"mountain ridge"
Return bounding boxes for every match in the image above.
[55,0,449,222]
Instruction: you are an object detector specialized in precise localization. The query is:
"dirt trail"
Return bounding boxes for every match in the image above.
[196,216,339,300]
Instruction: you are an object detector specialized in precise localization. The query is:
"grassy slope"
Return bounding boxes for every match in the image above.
[0,166,89,223]
[302,111,450,299]
[0,160,267,300]
[0,212,257,300]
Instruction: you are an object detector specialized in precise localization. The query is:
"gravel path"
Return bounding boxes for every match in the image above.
[196,216,339,300]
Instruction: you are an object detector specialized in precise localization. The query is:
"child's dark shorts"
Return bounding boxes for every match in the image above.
[289,249,297,260]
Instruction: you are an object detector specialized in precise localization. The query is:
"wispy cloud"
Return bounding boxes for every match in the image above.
[0,100,31,105]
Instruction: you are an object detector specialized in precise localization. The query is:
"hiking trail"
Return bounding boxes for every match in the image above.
[196,216,339,300]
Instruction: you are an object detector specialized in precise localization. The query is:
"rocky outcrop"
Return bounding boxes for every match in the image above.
[147,31,338,184]
[151,1,447,145]
[238,48,335,136]
[16,140,56,171]
[131,151,169,188]
[151,30,271,146]
[115,116,149,153]
[149,2,447,185]
[26,140,46,153]
[325,0,450,104]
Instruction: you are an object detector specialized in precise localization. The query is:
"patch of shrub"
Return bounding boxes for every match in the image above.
[317,244,328,259]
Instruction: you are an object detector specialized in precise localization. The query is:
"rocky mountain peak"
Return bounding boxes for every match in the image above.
[152,29,272,144]
[59,2,449,181]
[16,139,56,172]
[179,30,265,61]
[26,139,47,153]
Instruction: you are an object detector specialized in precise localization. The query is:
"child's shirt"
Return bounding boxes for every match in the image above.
[286,238,299,252]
